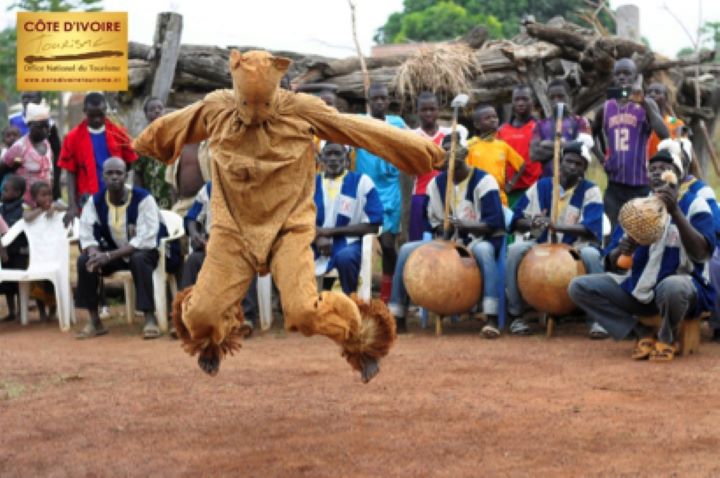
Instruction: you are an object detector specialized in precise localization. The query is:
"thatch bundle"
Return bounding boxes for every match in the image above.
[393,43,480,107]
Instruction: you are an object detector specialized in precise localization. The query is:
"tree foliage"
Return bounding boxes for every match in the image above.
[375,0,612,44]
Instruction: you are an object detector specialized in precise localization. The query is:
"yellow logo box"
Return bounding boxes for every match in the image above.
[16,12,128,92]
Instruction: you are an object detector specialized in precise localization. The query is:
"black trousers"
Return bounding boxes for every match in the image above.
[604,181,651,233]
[181,249,259,323]
[76,249,159,312]
[0,253,29,297]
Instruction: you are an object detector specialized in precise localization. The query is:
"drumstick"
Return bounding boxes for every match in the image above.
[550,103,565,244]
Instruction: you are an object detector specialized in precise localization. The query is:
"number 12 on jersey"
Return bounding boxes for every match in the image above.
[614,127,630,152]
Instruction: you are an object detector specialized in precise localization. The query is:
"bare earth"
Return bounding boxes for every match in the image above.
[2,315,720,477]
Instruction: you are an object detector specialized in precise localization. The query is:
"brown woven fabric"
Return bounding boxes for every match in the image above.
[133,50,444,373]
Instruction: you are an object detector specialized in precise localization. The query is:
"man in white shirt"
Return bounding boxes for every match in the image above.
[75,157,162,339]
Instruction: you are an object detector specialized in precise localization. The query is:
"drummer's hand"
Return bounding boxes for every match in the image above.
[449,216,466,231]
[315,236,332,256]
[617,236,638,256]
[654,183,679,215]
[531,213,550,230]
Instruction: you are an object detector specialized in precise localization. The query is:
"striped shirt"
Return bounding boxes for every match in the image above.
[185,181,212,234]
[602,99,651,186]
[427,168,505,247]
[606,191,716,314]
[511,177,603,248]
[313,171,383,274]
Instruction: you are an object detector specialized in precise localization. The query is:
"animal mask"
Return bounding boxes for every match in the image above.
[229,49,291,125]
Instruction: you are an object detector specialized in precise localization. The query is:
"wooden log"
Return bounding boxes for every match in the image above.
[326,66,398,99]
[167,90,207,109]
[595,36,647,60]
[470,86,514,105]
[500,41,561,63]
[149,12,183,105]
[475,47,516,72]
[129,41,152,60]
[523,60,551,117]
[128,59,151,89]
[473,71,520,89]
[649,50,715,71]
[524,21,589,51]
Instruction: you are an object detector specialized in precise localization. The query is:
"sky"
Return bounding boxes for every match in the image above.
[1,0,718,59]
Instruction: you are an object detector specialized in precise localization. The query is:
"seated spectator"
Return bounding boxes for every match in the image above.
[182,181,259,330]
[569,147,715,361]
[314,142,382,293]
[506,137,606,338]
[0,175,28,321]
[23,181,67,321]
[58,92,138,225]
[2,103,53,206]
[389,134,505,335]
[466,104,525,206]
[75,158,162,340]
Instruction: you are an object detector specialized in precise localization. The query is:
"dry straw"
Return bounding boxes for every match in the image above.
[393,43,480,108]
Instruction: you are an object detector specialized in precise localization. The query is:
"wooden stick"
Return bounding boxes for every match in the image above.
[348,0,371,115]
[550,104,564,243]
[442,111,460,238]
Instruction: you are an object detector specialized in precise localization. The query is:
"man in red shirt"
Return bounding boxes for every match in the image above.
[497,85,538,207]
[59,93,137,225]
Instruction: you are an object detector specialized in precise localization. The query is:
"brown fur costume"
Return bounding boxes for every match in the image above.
[133,50,443,379]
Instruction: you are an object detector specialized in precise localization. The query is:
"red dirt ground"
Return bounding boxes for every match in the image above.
[2,315,720,477]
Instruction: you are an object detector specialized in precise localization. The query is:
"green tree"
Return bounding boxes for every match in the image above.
[376,0,611,44]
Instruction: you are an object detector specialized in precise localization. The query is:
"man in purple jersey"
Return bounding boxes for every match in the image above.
[592,58,668,230]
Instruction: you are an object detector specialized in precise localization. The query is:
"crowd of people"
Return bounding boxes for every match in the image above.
[0,54,716,362]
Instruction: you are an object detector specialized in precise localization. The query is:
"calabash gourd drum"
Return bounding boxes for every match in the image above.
[517,243,585,316]
[404,240,482,316]
[618,195,668,246]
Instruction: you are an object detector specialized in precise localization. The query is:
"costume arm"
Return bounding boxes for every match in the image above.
[293,94,444,175]
[133,97,214,165]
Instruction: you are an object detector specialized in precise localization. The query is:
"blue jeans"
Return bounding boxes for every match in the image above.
[505,240,603,317]
[388,239,499,317]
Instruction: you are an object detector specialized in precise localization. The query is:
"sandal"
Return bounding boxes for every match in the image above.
[75,323,108,340]
[648,341,677,362]
[481,321,500,339]
[143,322,162,340]
[631,337,656,360]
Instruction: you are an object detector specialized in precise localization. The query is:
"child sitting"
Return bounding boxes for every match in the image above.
[23,181,66,321]
[0,175,28,321]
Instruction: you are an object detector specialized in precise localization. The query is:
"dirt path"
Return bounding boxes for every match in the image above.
[2,317,720,477]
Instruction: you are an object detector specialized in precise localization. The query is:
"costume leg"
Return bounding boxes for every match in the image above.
[655,275,696,345]
[173,227,255,375]
[470,240,498,316]
[128,250,159,312]
[568,274,656,340]
[270,228,396,381]
[388,240,426,318]
[333,242,362,294]
[505,240,535,317]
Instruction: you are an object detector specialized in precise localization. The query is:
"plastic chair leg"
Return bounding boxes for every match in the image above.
[53,278,71,332]
[19,282,30,326]
[257,274,273,331]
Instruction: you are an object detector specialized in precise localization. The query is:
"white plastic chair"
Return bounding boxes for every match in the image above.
[257,232,376,331]
[105,209,184,332]
[0,214,75,331]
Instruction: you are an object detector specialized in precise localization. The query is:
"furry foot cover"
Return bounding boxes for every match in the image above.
[172,286,251,375]
[341,293,397,380]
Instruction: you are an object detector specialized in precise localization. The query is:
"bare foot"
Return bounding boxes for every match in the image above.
[360,356,380,384]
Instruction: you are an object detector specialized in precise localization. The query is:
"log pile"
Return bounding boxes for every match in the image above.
[118,16,718,167]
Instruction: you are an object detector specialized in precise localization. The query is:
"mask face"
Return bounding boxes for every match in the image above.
[229,50,291,125]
